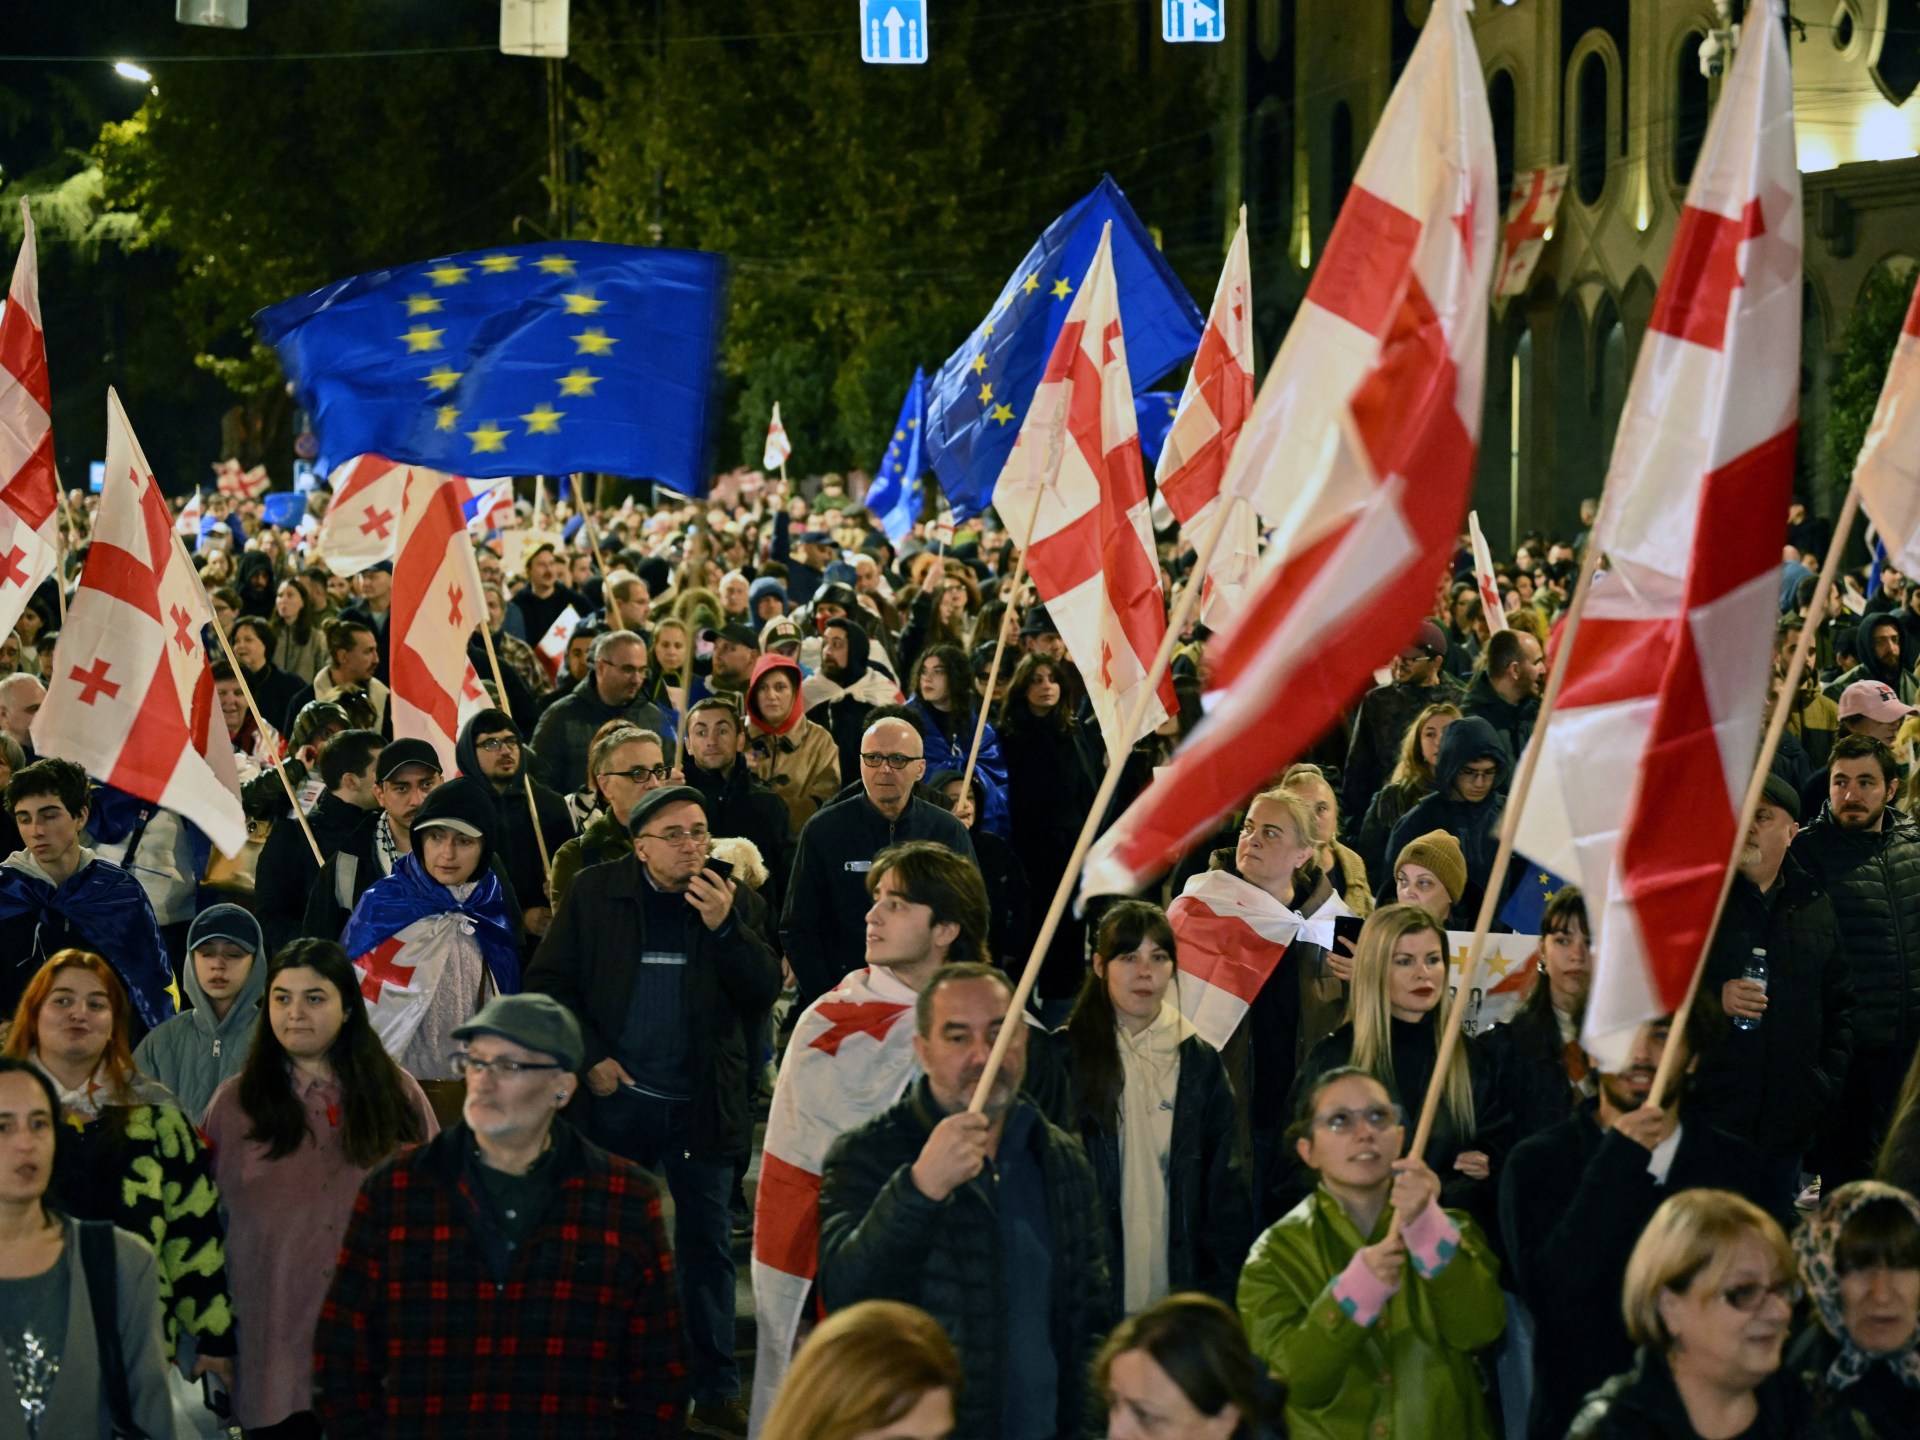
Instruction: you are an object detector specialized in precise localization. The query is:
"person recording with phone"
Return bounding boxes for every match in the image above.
[526,784,781,1437]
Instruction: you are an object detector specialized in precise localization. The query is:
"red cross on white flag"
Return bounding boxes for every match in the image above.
[1514,0,1801,1068]
[0,199,61,643]
[763,402,793,472]
[316,454,413,576]
[1855,269,1920,574]
[34,390,247,856]
[390,467,487,775]
[1492,165,1568,299]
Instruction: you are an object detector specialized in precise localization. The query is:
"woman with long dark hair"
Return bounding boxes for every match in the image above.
[1000,651,1097,1010]
[2,951,236,1385]
[202,938,436,1438]
[227,615,303,752]
[272,579,329,682]
[0,1057,175,1439]
[1057,901,1255,1316]
[906,643,1010,837]
[1355,702,1459,883]
[1475,886,1595,1146]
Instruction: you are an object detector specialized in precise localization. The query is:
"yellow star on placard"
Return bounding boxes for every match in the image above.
[466,422,510,453]
[970,353,988,376]
[557,367,601,397]
[534,254,578,276]
[435,405,461,432]
[405,294,443,316]
[424,263,470,287]
[978,383,994,403]
[521,403,564,434]
[399,324,445,353]
[1021,272,1040,295]
[476,253,521,273]
[561,290,605,315]
[422,366,463,392]
[1051,277,1073,300]
[572,328,617,355]
[989,403,1015,425]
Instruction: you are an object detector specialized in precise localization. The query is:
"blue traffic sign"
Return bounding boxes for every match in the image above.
[861,0,928,65]
[1162,0,1224,43]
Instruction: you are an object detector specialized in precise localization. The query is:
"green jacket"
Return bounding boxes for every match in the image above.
[548,809,630,911]
[1237,1187,1504,1440]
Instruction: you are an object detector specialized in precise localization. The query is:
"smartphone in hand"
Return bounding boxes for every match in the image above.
[704,856,735,884]
[1332,913,1365,952]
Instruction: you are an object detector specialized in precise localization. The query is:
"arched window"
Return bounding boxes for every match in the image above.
[1489,70,1517,205]
[1674,33,1709,186]
[1329,102,1355,216]
[1574,52,1610,205]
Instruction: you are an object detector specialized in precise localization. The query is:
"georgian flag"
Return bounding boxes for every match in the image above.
[1469,509,1508,632]
[763,402,792,471]
[316,454,410,577]
[535,605,582,683]
[1856,268,1920,576]
[0,199,61,642]
[1165,870,1306,1051]
[390,468,486,776]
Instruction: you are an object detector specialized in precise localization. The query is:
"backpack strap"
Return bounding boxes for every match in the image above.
[77,1219,147,1440]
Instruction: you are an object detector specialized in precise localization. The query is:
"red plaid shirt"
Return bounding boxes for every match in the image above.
[315,1121,684,1438]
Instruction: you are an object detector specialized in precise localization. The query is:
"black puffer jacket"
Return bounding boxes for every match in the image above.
[1688,855,1853,1158]
[1460,669,1537,774]
[1472,983,1585,1146]
[1377,716,1513,925]
[1569,1345,1806,1440]
[1037,1028,1256,1317]
[1793,805,1920,1055]
[683,755,796,914]
[818,1079,1111,1440]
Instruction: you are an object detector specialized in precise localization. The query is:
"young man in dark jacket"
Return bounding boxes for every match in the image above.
[682,696,796,915]
[252,727,384,956]
[818,964,1111,1440]
[456,709,576,947]
[1377,715,1513,925]
[525,785,780,1439]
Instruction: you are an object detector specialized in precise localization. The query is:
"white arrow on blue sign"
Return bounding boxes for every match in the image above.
[1162,0,1224,43]
[861,0,928,64]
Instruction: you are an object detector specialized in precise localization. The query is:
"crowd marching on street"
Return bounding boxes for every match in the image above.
[13,3,1920,1440]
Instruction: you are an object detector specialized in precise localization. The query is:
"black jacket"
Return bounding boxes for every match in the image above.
[1794,806,1920,1056]
[525,678,675,795]
[1786,1321,1920,1440]
[1341,676,1462,822]
[1038,1029,1255,1318]
[1688,856,1854,1158]
[781,792,975,1008]
[1460,669,1538,771]
[254,792,375,956]
[1472,985,1585,1147]
[1377,716,1513,926]
[525,853,781,1162]
[817,1079,1111,1440]
[455,716,578,914]
[1569,1345,1807,1440]
[683,756,796,915]
[1499,1104,1792,1440]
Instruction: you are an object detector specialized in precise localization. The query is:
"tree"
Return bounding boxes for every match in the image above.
[1830,262,1914,487]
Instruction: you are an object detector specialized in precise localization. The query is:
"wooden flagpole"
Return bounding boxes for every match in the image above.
[966,489,1239,1113]
[1405,522,1608,1162]
[172,531,323,866]
[1645,482,1862,1106]
[475,620,555,884]
[956,484,1047,807]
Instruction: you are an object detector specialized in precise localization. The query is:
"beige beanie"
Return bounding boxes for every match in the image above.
[1395,829,1467,903]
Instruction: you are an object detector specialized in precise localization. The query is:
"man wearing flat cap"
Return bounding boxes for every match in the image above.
[316,991,687,1437]
[1688,771,1853,1213]
[526,783,780,1437]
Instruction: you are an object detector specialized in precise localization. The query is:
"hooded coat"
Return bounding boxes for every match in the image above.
[1377,717,1513,927]
[455,709,577,916]
[801,618,905,784]
[905,696,1010,838]
[133,904,268,1119]
[1823,611,1919,705]
[745,652,842,829]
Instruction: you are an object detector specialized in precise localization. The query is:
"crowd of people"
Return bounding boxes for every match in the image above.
[2,472,1920,1440]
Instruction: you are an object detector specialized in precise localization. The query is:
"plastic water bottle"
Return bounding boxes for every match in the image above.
[1733,948,1767,1032]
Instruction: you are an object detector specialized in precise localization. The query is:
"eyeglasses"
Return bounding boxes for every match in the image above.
[605,764,671,784]
[636,826,711,847]
[861,752,922,770]
[475,736,520,753]
[1314,1103,1403,1135]
[451,1053,564,1077]
[1458,764,1499,781]
[597,661,647,679]
[1714,1279,1802,1312]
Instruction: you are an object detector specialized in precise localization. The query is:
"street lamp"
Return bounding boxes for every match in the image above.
[112,61,152,83]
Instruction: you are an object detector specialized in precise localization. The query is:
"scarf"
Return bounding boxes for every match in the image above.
[341,853,522,996]
[29,1052,171,1122]
[1116,1002,1190,1312]
[1794,1180,1920,1393]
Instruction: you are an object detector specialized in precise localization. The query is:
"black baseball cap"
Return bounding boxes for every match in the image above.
[376,738,442,783]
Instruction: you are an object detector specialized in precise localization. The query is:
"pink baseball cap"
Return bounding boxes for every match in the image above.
[1839,679,1918,724]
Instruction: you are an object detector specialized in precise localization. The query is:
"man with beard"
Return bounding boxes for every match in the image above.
[1339,619,1462,821]
[801,617,903,786]
[1498,1018,1784,1440]
[457,710,577,945]
[1824,611,1916,705]
[704,623,760,699]
[1461,627,1545,766]
[817,964,1110,1440]
[1795,732,1920,1184]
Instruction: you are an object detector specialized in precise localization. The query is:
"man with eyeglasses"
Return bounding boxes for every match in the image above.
[458,709,578,945]
[1377,716,1512,922]
[1339,618,1462,824]
[782,715,975,1012]
[316,991,686,1437]
[682,696,795,914]
[529,628,675,794]
[1500,1015,1788,1440]
[527,784,780,1439]
[549,725,677,908]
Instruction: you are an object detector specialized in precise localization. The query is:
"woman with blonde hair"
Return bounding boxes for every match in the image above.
[1355,700,1460,879]
[1281,763,1372,917]
[760,1300,962,1440]
[1571,1188,1805,1438]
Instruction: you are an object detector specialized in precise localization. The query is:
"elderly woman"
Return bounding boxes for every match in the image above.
[1571,1188,1806,1438]
[1789,1181,1920,1438]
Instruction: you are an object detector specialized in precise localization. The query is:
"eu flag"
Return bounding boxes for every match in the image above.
[1499,856,1575,936]
[867,368,927,543]
[255,241,729,497]
[1135,390,1182,471]
[925,176,1203,522]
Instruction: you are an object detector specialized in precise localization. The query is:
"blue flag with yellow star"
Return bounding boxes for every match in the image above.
[255,241,728,496]
[1499,856,1575,936]
[867,368,927,543]
[925,176,1203,522]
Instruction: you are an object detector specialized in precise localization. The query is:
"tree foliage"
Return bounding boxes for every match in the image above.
[1830,261,1915,485]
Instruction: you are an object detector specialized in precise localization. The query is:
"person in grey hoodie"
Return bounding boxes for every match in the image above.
[133,904,267,1119]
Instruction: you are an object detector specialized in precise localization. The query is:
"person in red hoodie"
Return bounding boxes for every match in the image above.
[744,652,841,831]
